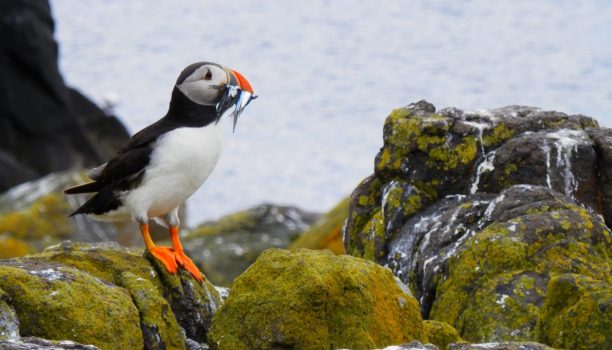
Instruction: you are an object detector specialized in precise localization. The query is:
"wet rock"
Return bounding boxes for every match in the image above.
[0,337,100,350]
[338,341,441,350]
[447,342,557,350]
[0,241,222,350]
[290,197,349,254]
[344,101,612,348]
[183,204,318,286]
[208,249,426,350]
[0,0,129,192]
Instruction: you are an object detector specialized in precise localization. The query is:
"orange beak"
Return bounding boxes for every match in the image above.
[230,69,254,94]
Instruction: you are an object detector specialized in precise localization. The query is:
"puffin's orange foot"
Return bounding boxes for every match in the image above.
[148,246,178,274]
[174,251,204,282]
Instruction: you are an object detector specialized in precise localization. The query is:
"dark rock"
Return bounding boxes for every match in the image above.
[183,204,318,286]
[0,0,129,192]
[344,101,612,348]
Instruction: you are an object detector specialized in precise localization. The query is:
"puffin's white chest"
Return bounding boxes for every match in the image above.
[126,123,222,218]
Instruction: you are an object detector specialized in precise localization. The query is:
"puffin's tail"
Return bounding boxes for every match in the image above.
[68,186,122,217]
[64,182,103,194]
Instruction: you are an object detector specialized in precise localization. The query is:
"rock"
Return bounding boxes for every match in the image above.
[290,197,349,254]
[447,342,557,350]
[0,288,19,341]
[208,248,426,350]
[0,241,222,350]
[183,204,318,286]
[535,274,611,350]
[424,321,463,350]
[343,101,612,348]
[0,259,143,350]
[0,0,130,192]
[382,342,440,350]
[0,173,121,255]
[0,337,100,350]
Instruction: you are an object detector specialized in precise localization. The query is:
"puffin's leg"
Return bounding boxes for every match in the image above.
[139,221,178,274]
[165,209,204,282]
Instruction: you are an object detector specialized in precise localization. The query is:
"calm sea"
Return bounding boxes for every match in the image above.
[51,0,612,226]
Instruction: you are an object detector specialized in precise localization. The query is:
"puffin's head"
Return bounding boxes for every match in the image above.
[175,61,256,130]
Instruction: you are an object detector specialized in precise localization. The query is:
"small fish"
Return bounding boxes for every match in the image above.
[217,84,258,132]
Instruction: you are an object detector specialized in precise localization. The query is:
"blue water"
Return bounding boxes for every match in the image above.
[51,0,612,226]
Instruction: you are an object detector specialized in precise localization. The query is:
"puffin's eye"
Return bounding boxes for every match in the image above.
[203,68,213,80]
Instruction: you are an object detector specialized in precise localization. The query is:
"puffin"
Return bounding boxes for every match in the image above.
[64,62,256,282]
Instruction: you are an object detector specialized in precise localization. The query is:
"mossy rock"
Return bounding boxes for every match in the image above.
[183,204,317,286]
[427,186,611,346]
[424,321,463,350]
[0,241,222,350]
[208,248,426,350]
[290,197,349,254]
[0,260,143,350]
[535,274,611,350]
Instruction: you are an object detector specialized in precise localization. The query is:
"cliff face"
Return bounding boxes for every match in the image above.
[344,101,611,349]
[0,0,130,192]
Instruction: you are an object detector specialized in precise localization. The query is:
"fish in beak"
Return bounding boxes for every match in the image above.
[217,68,257,132]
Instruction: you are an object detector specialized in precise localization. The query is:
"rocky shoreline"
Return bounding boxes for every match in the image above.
[0,101,611,349]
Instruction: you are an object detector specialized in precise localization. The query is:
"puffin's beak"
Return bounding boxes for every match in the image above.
[216,68,257,132]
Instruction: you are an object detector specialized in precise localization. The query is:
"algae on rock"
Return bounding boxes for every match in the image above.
[208,248,427,350]
[343,101,612,349]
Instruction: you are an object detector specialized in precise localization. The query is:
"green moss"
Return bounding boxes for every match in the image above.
[536,274,611,350]
[119,272,185,350]
[208,249,426,350]
[290,197,349,255]
[424,320,464,349]
[427,136,478,170]
[483,123,516,147]
[0,262,143,350]
[360,210,385,261]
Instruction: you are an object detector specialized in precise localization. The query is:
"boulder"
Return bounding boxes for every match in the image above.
[183,204,318,286]
[344,101,612,349]
[0,0,129,192]
[290,197,349,254]
[0,241,222,350]
[208,248,426,350]
[424,321,463,350]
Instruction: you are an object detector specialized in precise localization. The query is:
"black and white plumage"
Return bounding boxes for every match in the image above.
[64,62,255,281]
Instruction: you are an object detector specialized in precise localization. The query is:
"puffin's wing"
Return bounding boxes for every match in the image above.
[64,142,154,195]
[64,116,175,195]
